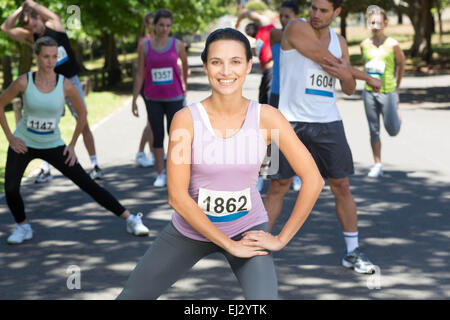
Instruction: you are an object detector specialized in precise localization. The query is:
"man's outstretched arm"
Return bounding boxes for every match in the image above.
[22,0,65,32]
[235,7,270,28]
[285,20,381,93]
[1,6,33,46]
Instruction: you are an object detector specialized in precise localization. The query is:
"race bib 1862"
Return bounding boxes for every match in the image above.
[151,67,173,85]
[198,188,252,222]
[26,116,56,135]
[305,69,334,98]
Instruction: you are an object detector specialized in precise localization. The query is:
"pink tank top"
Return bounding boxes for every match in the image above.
[172,100,269,241]
[143,37,184,100]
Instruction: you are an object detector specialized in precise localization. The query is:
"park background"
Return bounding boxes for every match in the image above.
[1,1,449,193]
[0,0,449,300]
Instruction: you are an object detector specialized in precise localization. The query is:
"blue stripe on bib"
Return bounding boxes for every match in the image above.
[27,128,55,135]
[206,211,249,222]
[305,88,334,97]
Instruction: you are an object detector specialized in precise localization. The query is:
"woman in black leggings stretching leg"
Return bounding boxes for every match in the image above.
[0,37,150,244]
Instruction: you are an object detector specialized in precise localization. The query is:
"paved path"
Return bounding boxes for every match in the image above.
[0,52,449,300]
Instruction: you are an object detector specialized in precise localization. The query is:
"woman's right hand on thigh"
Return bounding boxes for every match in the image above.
[9,137,28,154]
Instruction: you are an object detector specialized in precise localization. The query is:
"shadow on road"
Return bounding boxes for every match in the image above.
[0,162,448,299]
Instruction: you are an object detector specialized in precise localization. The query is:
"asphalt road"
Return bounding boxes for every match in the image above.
[0,53,449,300]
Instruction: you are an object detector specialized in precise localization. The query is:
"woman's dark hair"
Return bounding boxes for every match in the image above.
[280,1,299,15]
[144,12,155,25]
[201,28,252,63]
[153,9,173,25]
[244,23,258,38]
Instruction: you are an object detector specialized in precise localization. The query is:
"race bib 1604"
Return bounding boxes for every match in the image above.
[305,69,334,98]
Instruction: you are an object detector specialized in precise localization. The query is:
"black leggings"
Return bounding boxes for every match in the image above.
[4,145,126,223]
[144,98,184,148]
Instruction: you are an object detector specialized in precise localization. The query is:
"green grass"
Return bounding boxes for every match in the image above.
[0,90,128,194]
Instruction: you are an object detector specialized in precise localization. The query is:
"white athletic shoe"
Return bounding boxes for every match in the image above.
[7,224,33,244]
[368,163,383,178]
[292,176,302,191]
[126,213,150,236]
[153,172,167,187]
[147,152,155,166]
[256,176,264,193]
[342,248,376,274]
[89,165,104,180]
[135,152,153,167]
[35,169,53,183]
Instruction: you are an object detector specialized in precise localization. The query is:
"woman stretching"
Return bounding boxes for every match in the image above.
[117,28,324,300]
[0,37,149,244]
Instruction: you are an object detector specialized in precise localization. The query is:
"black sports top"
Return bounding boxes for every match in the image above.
[34,26,79,78]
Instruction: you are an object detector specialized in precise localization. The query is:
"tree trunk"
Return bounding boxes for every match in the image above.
[402,0,433,63]
[397,8,403,24]
[436,0,443,45]
[18,43,33,75]
[72,39,87,73]
[2,56,13,90]
[340,10,348,39]
[101,32,122,86]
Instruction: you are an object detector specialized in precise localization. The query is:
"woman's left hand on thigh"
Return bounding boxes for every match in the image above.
[241,230,284,252]
[63,145,78,166]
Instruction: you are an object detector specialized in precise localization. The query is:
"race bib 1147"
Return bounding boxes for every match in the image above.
[198,188,252,222]
[26,116,56,135]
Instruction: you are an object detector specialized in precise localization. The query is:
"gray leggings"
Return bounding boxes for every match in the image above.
[117,222,278,300]
[363,89,401,143]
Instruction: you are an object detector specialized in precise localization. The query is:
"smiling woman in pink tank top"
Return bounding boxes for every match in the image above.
[117,28,324,300]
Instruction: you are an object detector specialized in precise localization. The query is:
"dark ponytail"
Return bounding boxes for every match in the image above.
[201,28,252,63]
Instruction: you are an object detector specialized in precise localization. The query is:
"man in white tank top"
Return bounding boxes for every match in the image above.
[264,0,377,274]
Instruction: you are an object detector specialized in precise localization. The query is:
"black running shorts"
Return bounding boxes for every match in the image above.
[269,120,354,180]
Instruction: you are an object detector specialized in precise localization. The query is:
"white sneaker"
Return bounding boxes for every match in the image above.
[153,172,167,187]
[7,224,33,244]
[135,152,153,167]
[368,163,383,178]
[35,169,52,183]
[256,176,264,193]
[126,213,150,236]
[292,176,302,191]
[147,152,155,166]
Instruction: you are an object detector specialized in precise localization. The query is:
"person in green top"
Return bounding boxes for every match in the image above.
[360,5,405,178]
